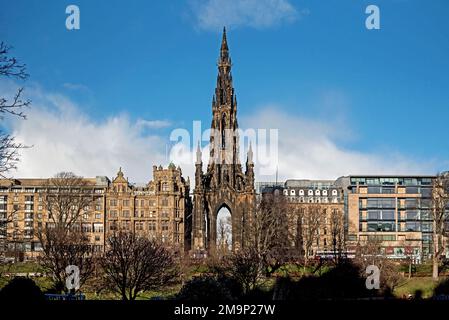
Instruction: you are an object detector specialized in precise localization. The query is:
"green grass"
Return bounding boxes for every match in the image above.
[393,277,438,299]
[0,261,45,274]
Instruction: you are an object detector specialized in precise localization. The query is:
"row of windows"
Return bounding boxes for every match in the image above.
[109,221,171,231]
[109,199,171,207]
[361,221,435,232]
[365,186,432,196]
[287,197,340,204]
[112,182,176,193]
[351,177,433,186]
[109,210,175,219]
[1,212,103,221]
[284,189,339,196]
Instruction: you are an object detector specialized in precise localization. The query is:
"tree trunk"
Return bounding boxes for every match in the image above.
[408,259,412,279]
[433,218,439,280]
[433,255,439,280]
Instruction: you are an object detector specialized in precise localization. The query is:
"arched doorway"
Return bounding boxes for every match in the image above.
[216,206,232,255]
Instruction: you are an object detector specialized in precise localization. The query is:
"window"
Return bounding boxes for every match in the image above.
[93,223,104,233]
[123,200,130,207]
[161,198,169,206]
[405,222,420,231]
[332,190,338,196]
[110,199,117,206]
[299,189,304,196]
[161,211,169,219]
[367,210,380,220]
[122,210,130,218]
[308,190,313,196]
[162,183,169,192]
[148,221,156,231]
[406,187,419,194]
[110,210,117,218]
[315,190,320,196]
[367,198,395,209]
[162,222,169,231]
[322,190,328,196]
[122,221,130,230]
[406,210,419,220]
[283,190,288,196]
[367,222,395,232]
[405,198,418,209]
[290,189,295,196]
[95,213,101,219]
[140,199,145,207]
[82,223,92,233]
[368,187,381,194]
[135,221,144,231]
[381,210,394,220]
[420,188,432,197]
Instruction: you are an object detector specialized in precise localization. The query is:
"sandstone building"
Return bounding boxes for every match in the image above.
[0,164,191,260]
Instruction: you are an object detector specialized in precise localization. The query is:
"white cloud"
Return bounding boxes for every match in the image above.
[241,107,437,182]
[62,82,90,92]
[191,0,303,31]
[9,87,169,183]
[1,82,436,187]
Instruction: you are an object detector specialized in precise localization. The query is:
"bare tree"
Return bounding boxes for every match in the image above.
[216,216,231,256]
[250,192,291,277]
[38,229,96,293]
[0,42,30,177]
[354,236,402,293]
[431,172,449,280]
[37,172,97,292]
[0,203,25,264]
[298,204,324,271]
[329,207,345,265]
[228,247,261,294]
[101,231,177,300]
[0,42,30,264]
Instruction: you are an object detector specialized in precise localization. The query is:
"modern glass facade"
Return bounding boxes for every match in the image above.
[346,175,437,260]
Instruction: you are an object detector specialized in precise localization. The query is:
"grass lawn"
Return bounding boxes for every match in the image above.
[393,277,439,298]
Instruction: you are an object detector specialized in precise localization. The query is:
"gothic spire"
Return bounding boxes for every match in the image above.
[220,27,229,64]
[196,141,202,165]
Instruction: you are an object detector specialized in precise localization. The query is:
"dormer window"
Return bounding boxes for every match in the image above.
[332,189,338,196]
[308,190,313,196]
[290,189,296,196]
[315,190,320,196]
[283,189,288,196]
[322,190,328,196]
[299,189,304,196]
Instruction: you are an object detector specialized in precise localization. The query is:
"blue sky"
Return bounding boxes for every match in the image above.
[1,0,448,182]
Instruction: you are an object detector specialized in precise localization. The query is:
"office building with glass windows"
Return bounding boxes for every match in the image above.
[345,175,438,262]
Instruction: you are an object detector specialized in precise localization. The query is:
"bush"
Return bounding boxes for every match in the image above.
[433,278,449,296]
[0,277,45,301]
[176,275,234,301]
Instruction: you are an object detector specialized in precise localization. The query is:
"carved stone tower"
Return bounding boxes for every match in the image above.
[192,28,256,254]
